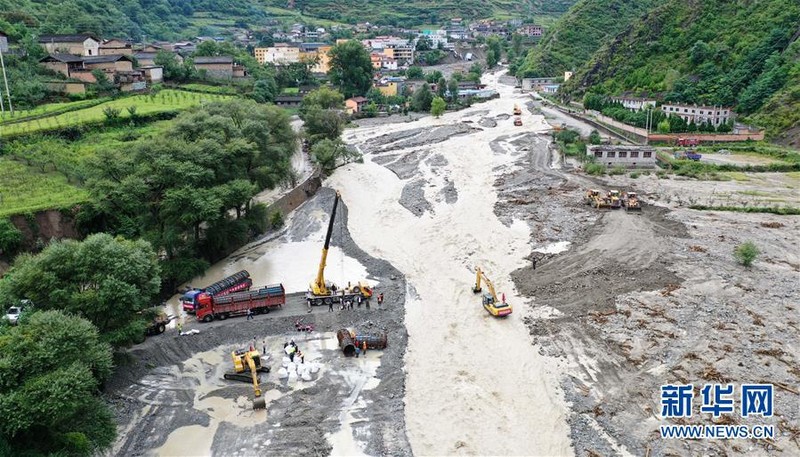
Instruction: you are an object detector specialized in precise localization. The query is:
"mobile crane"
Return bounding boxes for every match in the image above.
[223,349,268,410]
[472,267,512,317]
[307,191,372,306]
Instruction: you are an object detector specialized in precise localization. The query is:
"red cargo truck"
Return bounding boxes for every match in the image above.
[196,284,285,322]
[181,270,253,313]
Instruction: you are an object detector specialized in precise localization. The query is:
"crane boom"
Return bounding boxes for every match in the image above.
[312,191,340,295]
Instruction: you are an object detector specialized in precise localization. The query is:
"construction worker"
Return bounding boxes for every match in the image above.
[532,256,538,270]
[328,300,334,312]
[176,321,182,335]
[246,308,253,320]
[307,297,312,313]
[378,293,384,305]
[362,341,367,356]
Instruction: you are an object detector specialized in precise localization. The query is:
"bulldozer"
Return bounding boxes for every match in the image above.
[472,267,512,317]
[623,192,642,212]
[607,190,622,209]
[585,189,601,205]
[307,191,372,306]
[223,349,270,409]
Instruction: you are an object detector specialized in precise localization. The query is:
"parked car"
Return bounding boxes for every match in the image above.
[5,306,21,325]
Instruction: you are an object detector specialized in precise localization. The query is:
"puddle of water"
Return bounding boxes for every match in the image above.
[534,241,571,255]
[154,424,215,456]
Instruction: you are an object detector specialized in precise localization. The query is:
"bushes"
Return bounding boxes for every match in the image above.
[585,163,606,175]
[269,210,284,229]
[734,241,760,267]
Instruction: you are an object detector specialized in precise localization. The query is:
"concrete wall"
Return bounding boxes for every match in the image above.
[264,172,323,219]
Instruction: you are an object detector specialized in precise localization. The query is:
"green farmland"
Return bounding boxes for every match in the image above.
[0,158,89,217]
[0,90,231,136]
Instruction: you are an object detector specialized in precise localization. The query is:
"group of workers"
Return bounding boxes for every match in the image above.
[283,340,304,364]
[306,289,385,313]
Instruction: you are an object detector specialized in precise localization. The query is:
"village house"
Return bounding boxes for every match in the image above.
[255,43,300,65]
[610,96,657,111]
[139,66,164,84]
[274,95,303,108]
[39,54,85,77]
[661,103,734,127]
[38,34,100,56]
[586,145,656,168]
[521,77,557,92]
[517,25,543,37]
[99,39,133,55]
[82,54,134,74]
[345,96,368,114]
[193,56,234,79]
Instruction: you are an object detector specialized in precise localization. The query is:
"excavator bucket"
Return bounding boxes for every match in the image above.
[253,397,267,410]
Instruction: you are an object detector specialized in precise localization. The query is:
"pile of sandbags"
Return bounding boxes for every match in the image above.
[277,356,320,383]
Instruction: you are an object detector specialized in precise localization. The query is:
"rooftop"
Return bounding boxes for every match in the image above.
[194,56,234,64]
[40,53,84,63]
[83,54,134,64]
[38,34,99,43]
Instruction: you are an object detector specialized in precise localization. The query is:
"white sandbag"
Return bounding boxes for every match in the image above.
[282,357,290,367]
[277,367,288,379]
[287,362,296,373]
[301,371,312,381]
[287,371,298,382]
[310,363,320,374]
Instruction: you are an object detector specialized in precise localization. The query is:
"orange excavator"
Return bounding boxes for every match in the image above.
[472,267,512,317]
[224,349,268,409]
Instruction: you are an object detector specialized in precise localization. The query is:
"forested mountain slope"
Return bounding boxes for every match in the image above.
[516,0,658,77]
[560,0,799,144]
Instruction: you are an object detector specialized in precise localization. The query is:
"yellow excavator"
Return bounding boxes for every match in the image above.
[224,349,268,409]
[472,267,512,317]
[307,191,372,307]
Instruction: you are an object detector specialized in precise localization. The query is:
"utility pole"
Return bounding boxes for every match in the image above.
[0,48,10,113]
[0,48,5,113]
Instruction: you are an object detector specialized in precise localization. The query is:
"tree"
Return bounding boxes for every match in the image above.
[0,311,115,456]
[328,40,373,98]
[154,50,182,80]
[91,69,115,93]
[311,139,360,173]
[410,83,433,112]
[588,130,602,145]
[406,66,424,79]
[251,78,278,103]
[425,70,443,84]
[0,219,23,258]
[300,86,345,118]
[486,49,498,69]
[657,119,671,133]
[416,36,432,51]
[3,234,160,347]
[734,241,759,267]
[436,77,447,98]
[303,108,346,144]
[431,96,446,118]
[447,78,459,102]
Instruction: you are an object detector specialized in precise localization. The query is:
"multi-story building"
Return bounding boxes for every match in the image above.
[610,96,657,111]
[517,25,543,37]
[661,103,734,127]
[254,44,300,65]
[299,43,331,73]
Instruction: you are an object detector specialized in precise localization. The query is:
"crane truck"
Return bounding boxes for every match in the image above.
[472,267,512,317]
[224,349,268,410]
[195,284,285,322]
[308,191,372,306]
[181,270,253,313]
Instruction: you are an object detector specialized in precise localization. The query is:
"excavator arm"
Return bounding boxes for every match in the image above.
[472,267,483,293]
[482,272,499,304]
[312,191,340,295]
[246,353,267,410]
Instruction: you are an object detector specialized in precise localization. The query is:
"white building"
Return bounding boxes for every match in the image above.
[254,44,300,65]
[661,103,734,126]
[610,96,657,111]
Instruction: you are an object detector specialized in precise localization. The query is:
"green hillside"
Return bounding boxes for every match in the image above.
[267,0,576,26]
[561,0,800,145]
[0,0,265,41]
[516,0,658,77]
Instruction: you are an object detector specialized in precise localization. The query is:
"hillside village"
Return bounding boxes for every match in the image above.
[0,1,798,456]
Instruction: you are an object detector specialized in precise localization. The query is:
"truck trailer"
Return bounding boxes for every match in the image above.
[196,284,285,322]
[181,270,253,313]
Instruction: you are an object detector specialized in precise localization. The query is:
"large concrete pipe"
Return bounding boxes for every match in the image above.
[354,333,388,350]
[336,329,356,357]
